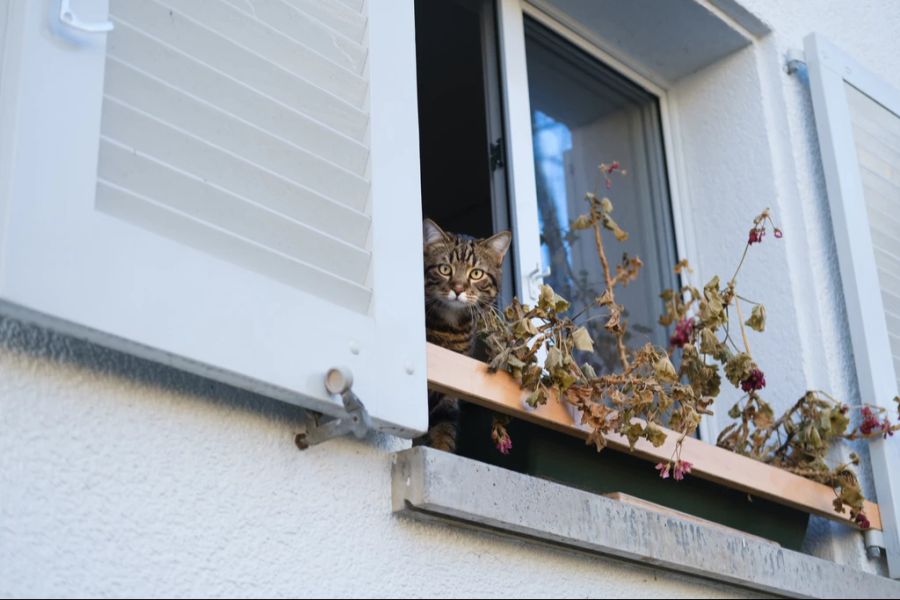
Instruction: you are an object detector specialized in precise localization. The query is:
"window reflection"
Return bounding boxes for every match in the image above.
[526,20,678,373]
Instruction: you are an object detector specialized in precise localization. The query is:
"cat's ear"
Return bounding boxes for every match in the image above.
[483,230,512,262]
[423,218,450,247]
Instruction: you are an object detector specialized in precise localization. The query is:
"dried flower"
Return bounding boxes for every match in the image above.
[491,415,512,455]
[740,368,766,392]
[860,407,880,436]
[669,317,694,347]
[673,459,693,481]
[748,227,765,245]
[882,418,894,439]
[855,512,871,529]
[655,462,671,479]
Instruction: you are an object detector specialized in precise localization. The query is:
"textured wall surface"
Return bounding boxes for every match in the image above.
[3,0,900,597]
[0,318,761,598]
[669,0,900,573]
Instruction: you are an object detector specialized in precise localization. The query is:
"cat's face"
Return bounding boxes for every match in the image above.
[423,219,511,313]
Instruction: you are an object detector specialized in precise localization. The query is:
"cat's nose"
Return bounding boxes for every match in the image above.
[452,283,466,294]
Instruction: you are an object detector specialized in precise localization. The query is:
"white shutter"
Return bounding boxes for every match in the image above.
[806,32,900,577]
[0,0,427,436]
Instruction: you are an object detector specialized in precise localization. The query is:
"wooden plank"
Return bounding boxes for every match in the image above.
[604,492,778,545]
[426,342,882,530]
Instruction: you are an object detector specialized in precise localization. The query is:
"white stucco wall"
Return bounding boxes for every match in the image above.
[2,0,900,597]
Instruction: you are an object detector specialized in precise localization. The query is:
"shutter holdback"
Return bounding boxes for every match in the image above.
[295,367,373,449]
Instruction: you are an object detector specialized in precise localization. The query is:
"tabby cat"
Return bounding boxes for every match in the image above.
[414,218,512,452]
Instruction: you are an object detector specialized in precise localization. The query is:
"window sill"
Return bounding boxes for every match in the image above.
[392,447,900,597]
[426,342,881,530]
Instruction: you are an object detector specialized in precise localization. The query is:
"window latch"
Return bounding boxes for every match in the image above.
[489,138,505,172]
[295,368,372,449]
[527,263,552,300]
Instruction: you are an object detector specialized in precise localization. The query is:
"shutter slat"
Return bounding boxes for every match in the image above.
[102,66,369,210]
[109,7,368,140]
[106,24,368,175]
[279,0,367,42]
[156,0,368,99]
[98,138,371,284]
[100,97,368,247]
[96,180,372,313]
[218,0,367,74]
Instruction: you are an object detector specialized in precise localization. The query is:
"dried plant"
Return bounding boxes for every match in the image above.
[479,162,900,526]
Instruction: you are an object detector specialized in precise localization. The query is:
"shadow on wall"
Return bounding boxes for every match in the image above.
[0,314,308,426]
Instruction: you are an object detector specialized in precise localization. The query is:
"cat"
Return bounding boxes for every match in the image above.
[414,218,512,452]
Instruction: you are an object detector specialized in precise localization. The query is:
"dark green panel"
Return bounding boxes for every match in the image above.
[458,403,809,550]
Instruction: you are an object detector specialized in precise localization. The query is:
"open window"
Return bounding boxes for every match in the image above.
[415,0,811,549]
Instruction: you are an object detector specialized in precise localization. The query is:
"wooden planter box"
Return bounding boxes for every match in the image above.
[428,342,881,542]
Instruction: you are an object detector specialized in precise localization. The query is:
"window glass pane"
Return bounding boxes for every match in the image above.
[525,19,677,372]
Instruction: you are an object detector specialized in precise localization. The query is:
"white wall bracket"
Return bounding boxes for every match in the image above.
[785,48,806,74]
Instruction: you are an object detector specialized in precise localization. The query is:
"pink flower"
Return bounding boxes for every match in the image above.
[605,178,612,190]
[669,317,694,347]
[609,161,620,172]
[655,462,670,479]
[773,228,783,239]
[748,227,765,245]
[882,418,894,439]
[855,512,871,529]
[673,459,693,481]
[740,368,766,392]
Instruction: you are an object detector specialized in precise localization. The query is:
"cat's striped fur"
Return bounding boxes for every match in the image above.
[414,219,511,452]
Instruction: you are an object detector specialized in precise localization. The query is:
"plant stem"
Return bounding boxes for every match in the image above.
[590,202,629,370]
[734,297,752,356]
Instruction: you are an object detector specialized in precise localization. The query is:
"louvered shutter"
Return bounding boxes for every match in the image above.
[0,0,427,436]
[806,32,900,577]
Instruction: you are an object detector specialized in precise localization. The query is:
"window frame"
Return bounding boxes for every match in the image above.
[428,0,888,542]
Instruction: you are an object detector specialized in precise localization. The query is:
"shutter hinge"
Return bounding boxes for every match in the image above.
[489,137,505,172]
[295,367,372,449]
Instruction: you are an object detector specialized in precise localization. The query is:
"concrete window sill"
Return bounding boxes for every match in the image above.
[391,447,900,598]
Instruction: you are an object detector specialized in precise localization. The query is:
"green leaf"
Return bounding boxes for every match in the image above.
[572,326,594,352]
[728,402,742,419]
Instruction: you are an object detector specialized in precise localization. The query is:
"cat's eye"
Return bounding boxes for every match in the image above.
[469,268,485,280]
[437,264,452,276]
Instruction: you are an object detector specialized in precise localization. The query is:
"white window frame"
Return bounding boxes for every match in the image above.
[494,0,713,441]
[805,31,900,577]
